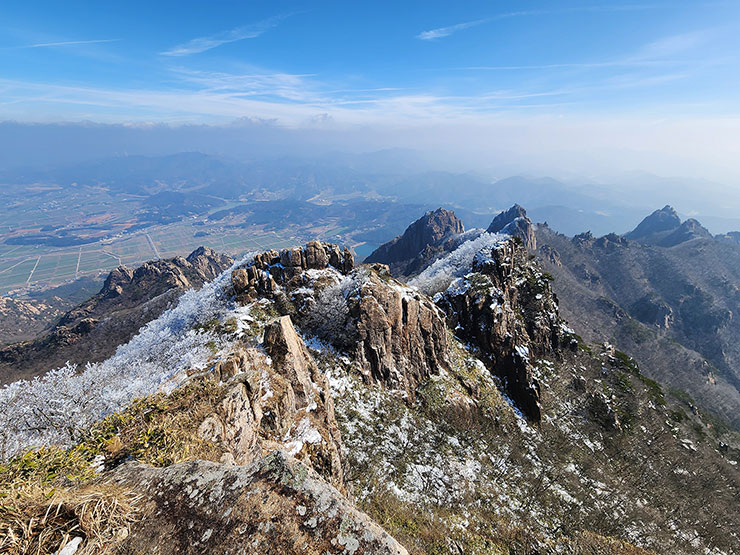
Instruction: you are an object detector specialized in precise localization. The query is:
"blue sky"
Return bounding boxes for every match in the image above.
[2,0,739,124]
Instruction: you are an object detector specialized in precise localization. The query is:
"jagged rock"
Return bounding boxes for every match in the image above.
[487,204,527,233]
[487,204,537,250]
[108,452,408,555]
[572,231,594,247]
[539,245,561,266]
[625,205,681,241]
[593,233,629,250]
[232,243,450,401]
[0,246,234,385]
[348,266,450,399]
[437,239,566,421]
[365,208,465,276]
[200,317,344,488]
[232,241,353,300]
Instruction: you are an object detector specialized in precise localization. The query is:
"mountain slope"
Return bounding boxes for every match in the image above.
[1,237,738,554]
[365,208,465,274]
[0,247,233,384]
[535,219,740,429]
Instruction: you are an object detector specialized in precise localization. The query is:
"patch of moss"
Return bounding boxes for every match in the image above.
[637,374,666,406]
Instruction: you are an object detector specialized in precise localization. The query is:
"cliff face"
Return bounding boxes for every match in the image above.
[0,246,234,384]
[365,208,464,275]
[438,238,567,421]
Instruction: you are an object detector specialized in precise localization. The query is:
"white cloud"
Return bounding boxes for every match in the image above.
[416,18,491,40]
[20,39,120,48]
[417,4,664,41]
[161,15,288,56]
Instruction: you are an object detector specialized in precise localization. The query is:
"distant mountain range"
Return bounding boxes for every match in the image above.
[5,151,740,240]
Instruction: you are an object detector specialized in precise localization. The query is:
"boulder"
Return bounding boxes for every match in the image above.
[108,452,408,555]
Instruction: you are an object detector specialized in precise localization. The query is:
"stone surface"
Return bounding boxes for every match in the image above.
[348,266,450,400]
[108,452,408,555]
[199,317,344,488]
[232,241,353,301]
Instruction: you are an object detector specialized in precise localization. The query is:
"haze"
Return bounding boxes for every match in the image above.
[2,1,740,224]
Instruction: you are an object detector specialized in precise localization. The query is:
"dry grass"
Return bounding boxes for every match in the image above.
[0,373,230,554]
[0,484,144,555]
[77,373,228,469]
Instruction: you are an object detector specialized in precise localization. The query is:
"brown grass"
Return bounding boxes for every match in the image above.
[0,484,145,555]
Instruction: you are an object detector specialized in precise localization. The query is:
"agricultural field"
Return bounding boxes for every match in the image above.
[0,222,301,295]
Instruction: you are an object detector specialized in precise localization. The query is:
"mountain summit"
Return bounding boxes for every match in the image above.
[365,207,464,275]
[625,205,681,240]
[487,203,537,249]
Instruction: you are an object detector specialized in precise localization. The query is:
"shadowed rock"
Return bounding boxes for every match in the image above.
[365,208,465,276]
[438,239,568,421]
[625,205,681,242]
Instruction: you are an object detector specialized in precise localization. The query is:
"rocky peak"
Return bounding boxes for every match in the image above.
[365,208,464,275]
[232,244,450,401]
[487,204,537,250]
[625,205,681,241]
[659,218,712,247]
[231,240,353,301]
[486,204,527,233]
[437,238,570,421]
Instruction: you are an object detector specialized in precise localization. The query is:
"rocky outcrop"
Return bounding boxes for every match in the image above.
[437,239,568,421]
[365,208,465,276]
[0,296,64,346]
[109,453,408,555]
[200,316,344,488]
[348,266,450,399]
[487,204,537,250]
[625,205,681,242]
[630,294,674,329]
[0,247,234,385]
[232,243,450,401]
[231,241,354,301]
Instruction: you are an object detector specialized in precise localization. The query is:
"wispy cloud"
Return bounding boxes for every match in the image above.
[161,15,288,56]
[19,39,120,49]
[417,4,663,40]
[416,18,492,40]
